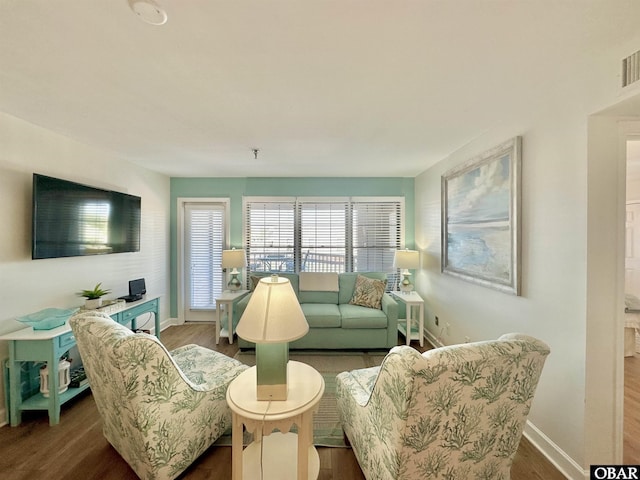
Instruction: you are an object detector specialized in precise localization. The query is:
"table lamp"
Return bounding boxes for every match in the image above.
[236,275,308,400]
[222,248,247,291]
[394,249,419,293]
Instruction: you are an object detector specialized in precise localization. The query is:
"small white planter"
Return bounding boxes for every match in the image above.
[84,298,103,310]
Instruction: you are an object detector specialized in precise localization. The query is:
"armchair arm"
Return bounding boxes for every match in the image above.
[233,293,252,327]
[337,345,422,479]
[170,344,248,392]
[381,293,398,347]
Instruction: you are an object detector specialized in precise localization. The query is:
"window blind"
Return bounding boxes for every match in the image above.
[350,200,402,272]
[244,197,404,288]
[244,200,296,273]
[187,204,225,309]
[298,200,348,272]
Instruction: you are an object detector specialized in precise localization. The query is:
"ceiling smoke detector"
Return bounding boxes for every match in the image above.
[128,0,168,26]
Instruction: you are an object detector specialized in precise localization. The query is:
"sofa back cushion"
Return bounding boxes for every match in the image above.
[299,272,339,291]
[338,272,388,304]
[299,272,339,304]
[249,272,300,298]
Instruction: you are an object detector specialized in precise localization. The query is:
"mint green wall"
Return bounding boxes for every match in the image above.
[170,177,415,317]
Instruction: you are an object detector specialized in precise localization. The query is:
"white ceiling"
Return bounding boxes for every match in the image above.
[1,1,639,178]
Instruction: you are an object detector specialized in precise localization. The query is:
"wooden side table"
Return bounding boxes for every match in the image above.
[226,361,324,480]
[215,289,249,344]
[391,291,425,347]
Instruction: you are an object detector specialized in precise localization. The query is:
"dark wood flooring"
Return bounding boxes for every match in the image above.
[0,323,566,479]
[625,352,640,464]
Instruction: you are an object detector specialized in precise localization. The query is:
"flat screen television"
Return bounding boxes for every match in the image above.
[32,174,141,259]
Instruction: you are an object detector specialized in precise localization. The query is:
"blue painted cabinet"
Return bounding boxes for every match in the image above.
[1,296,160,426]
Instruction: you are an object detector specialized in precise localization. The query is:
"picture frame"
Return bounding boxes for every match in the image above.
[441,136,522,295]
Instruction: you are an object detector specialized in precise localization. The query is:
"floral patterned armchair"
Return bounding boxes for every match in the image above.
[336,333,550,480]
[70,311,248,480]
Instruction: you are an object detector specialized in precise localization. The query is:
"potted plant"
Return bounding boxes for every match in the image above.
[78,283,111,309]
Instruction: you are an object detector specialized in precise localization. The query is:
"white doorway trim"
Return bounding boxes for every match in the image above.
[586,111,640,469]
[176,197,230,324]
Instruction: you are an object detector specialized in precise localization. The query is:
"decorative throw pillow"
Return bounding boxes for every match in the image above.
[349,275,387,310]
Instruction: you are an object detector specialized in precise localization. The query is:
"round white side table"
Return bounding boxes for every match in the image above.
[227,360,325,480]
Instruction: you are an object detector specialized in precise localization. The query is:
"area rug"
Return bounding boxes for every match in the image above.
[215,351,386,447]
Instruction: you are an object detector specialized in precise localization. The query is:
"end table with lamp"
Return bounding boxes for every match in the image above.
[215,289,250,345]
[391,290,425,347]
[227,361,324,480]
[229,274,322,479]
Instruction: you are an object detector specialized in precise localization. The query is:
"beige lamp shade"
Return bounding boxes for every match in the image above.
[221,249,246,269]
[236,275,309,344]
[394,249,419,270]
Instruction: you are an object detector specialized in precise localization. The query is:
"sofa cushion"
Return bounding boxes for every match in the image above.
[339,304,388,329]
[339,272,388,304]
[349,275,387,310]
[299,291,339,304]
[301,303,342,328]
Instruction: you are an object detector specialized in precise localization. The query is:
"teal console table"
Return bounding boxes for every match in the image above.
[1,295,160,426]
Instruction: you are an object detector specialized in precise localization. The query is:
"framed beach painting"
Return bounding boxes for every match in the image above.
[441,136,522,295]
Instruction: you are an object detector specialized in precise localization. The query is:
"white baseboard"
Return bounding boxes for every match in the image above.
[159,317,180,331]
[424,329,444,348]
[524,420,586,479]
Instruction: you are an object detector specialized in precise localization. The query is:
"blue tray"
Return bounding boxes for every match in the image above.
[16,308,79,330]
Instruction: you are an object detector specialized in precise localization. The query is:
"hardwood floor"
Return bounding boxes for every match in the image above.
[625,353,640,464]
[0,323,566,479]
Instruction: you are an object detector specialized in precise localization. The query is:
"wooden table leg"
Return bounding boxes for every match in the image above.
[406,312,411,346]
[216,304,222,345]
[232,413,243,480]
[227,302,234,344]
[297,412,313,479]
[419,303,424,347]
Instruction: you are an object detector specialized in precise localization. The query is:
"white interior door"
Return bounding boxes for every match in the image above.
[183,202,228,322]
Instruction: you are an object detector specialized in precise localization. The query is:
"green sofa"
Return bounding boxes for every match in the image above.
[235,272,398,350]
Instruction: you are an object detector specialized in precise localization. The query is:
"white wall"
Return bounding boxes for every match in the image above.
[0,112,170,423]
[414,44,640,479]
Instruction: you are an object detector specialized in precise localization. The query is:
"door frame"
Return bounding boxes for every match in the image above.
[176,197,230,324]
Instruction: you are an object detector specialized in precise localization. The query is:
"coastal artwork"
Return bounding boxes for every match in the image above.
[441,137,521,295]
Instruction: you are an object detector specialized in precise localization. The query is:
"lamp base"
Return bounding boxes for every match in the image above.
[256,343,289,401]
[228,271,242,291]
[400,273,413,293]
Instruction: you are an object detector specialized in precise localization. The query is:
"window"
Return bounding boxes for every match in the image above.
[351,199,402,273]
[244,197,404,286]
[244,200,295,273]
[299,200,348,272]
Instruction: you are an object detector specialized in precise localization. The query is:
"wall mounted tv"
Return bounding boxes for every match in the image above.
[32,174,141,259]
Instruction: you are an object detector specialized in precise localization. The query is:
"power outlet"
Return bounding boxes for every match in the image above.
[435,316,439,326]
[465,336,471,343]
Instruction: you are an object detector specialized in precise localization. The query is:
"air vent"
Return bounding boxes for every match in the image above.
[622,50,640,87]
